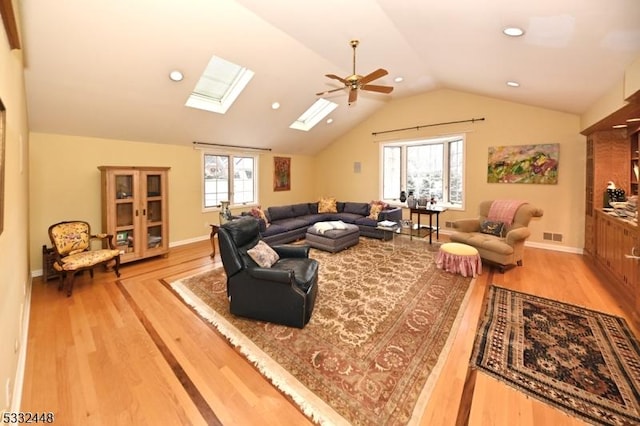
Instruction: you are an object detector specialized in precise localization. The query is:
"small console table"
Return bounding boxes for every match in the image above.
[409,206,447,244]
[209,224,219,258]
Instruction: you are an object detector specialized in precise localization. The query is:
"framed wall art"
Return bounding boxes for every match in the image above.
[487,143,559,184]
[273,156,291,191]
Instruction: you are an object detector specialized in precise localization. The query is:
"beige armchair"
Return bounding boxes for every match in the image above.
[450,200,543,272]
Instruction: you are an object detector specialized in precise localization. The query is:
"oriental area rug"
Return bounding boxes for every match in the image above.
[170,237,474,425]
[471,285,640,425]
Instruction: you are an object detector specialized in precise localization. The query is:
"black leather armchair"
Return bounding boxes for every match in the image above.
[218,216,319,328]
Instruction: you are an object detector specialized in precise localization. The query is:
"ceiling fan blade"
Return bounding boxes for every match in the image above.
[359,68,388,85]
[348,88,358,104]
[325,74,348,84]
[361,84,394,94]
[316,87,346,96]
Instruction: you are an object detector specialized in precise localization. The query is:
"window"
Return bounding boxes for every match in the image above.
[203,153,258,209]
[380,135,464,208]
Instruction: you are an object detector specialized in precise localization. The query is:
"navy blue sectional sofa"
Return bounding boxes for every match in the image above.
[243,201,402,245]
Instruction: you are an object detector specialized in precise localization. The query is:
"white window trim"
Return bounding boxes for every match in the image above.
[378,134,466,210]
[201,150,260,212]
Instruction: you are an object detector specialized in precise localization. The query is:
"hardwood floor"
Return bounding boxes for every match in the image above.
[21,238,639,425]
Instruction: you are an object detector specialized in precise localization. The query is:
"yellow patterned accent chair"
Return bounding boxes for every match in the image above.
[48,221,121,296]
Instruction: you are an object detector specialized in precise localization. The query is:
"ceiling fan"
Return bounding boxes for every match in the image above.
[316,39,394,104]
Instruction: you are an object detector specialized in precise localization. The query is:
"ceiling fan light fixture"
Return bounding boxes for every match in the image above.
[316,39,393,104]
[394,76,404,83]
[271,102,280,110]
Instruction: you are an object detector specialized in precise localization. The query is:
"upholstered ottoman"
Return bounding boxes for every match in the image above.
[305,222,360,253]
[436,242,482,277]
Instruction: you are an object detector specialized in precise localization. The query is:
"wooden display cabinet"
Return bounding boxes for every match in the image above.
[631,130,639,196]
[99,166,170,264]
[583,129,629,257]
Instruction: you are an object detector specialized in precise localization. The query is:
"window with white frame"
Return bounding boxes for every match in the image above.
[380,135,464,208]
[203,152,258,209]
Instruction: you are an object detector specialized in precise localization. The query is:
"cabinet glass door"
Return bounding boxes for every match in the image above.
[145,173,165,251]
[114,173,137,256]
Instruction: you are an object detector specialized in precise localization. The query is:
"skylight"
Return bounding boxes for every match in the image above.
[185,55,254,114]
[290,98,338,131]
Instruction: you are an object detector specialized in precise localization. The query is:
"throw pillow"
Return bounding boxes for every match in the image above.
[368,203,383,220]
[480,220,505,237]
[249,206,269,226]
[247,240,280,268]
[318,196,337,213]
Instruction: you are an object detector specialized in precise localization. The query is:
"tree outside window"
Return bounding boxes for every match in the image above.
[381,135,464,208]
[203,153,257,208]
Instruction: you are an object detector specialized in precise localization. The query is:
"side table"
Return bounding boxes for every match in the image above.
[209,224,220,258]
[42,245,59,281]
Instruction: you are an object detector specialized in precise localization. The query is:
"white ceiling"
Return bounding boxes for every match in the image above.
[19,0,640,155]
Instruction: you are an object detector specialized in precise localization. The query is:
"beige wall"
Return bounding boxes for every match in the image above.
[29,133,316,269]
[315,89,585,250]
[0,19,31,414]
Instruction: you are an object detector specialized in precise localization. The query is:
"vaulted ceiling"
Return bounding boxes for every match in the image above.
[19,0,640,155]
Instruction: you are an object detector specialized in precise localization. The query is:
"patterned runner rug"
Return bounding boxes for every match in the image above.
[170,237,474,425]
[471,285,640,425]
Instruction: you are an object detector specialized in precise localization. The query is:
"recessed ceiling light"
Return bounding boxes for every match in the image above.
[394,76,404,83]
[506,81,520,87]
[169,70,184,82]
[503,27,525,37]
[271,102,280,110]
[326,118,333,124]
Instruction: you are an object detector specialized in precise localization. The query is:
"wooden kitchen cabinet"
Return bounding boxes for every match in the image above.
[594,209,637,294]
[99,166,170,264]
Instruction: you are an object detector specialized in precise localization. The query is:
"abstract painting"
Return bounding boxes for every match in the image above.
[487,143,558,184]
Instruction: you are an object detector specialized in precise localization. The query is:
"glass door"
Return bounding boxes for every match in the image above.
[142,171,166,254]
[113,171,139,259]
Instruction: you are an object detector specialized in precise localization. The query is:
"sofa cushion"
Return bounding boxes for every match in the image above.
[298,214,326,225]
[450,232,514,255]
[480,220,505,237]
[249,206,270,226]
[270,218,309,232]
[318,197,338,213]
[343,202,369,216]
[309,202,319,214]
[268,205,294,221]
[291,203,311,217]
[260,223,288,237]
[355,216,378,227]
[247,240,280,268]
[333,212,363,224]
[368,203,383,220]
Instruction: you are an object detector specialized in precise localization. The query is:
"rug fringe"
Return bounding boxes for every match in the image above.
[171,279,351,426]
